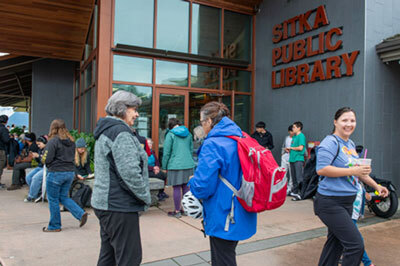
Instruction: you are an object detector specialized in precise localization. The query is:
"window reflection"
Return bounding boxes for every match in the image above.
[192,4,220,57]
[191,65,219,89]
[112,84,153,138]
[84,63,92,89]
[222,69,251,92]
[84,90,92,132]
[157,0,189,53]
[156,60,188,86]
[224,11,251,62]
[113,55,153,84]
[114,0,154,48]
[234,95,251,133]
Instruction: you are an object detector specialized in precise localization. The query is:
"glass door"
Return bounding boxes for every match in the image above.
[188,91,233,161]
[154,88,188,161]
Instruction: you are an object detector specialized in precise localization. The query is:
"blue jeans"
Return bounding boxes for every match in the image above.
[46,171,84,230]
[352,219,373,266]
[26,167,44,199]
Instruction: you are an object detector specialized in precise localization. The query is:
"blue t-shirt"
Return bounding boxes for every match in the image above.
[316,135,359,196]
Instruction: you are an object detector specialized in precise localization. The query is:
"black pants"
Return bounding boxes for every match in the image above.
[149,170,166,193]
[290,161,303,194]
[94,210,142,266]
[11,162,31,185]
[210,236,238,266]
[0,150,6,181]
[314,193,364,266]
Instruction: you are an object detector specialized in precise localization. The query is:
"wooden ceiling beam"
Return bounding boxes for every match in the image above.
[0,0,94,61]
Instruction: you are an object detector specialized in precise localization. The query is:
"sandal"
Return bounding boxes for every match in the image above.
[42,227,61,232]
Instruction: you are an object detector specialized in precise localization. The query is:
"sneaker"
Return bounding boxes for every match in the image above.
[157,193,166,201]
[180,210,187,216]
[167,211,182,218]
[24,197,34,203]
[0,183,6,189]
[34,196,43,203]
[80,212,88,227]
[290,193,301,201]
[7,184,21,191]
[161,192,169,198]
[291,194,302,201]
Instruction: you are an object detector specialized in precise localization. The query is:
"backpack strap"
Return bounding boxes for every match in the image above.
[319,135,341,182]
[219,175,237,232]
[331,135,341,164]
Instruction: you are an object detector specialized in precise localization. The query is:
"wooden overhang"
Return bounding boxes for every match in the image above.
[0,56,40,108]
[0,0,95,61]
[376,34,400,63]
[197,0,263,14]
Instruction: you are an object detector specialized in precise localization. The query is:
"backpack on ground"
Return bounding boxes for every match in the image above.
[219,132,287,213]
[69,180,92,208]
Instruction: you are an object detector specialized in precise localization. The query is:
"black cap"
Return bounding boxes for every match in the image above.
[0,115,8,124]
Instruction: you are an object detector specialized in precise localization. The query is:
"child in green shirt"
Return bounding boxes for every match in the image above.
[286,121,306,200]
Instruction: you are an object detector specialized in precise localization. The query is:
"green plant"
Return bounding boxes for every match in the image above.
[70,130,95,172]
[10,126,24,136]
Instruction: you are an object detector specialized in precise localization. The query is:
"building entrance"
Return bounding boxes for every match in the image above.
[154,88,232,161]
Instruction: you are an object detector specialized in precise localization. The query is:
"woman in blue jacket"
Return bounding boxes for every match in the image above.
[188,101,257,266]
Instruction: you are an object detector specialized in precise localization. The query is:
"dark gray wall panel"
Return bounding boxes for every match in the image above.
[255,0,365,163]
[364,0,400,188]
[31,59,75,136]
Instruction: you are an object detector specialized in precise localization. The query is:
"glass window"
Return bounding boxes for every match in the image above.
[156,60,188,86]
[158,93,184,163]
[93,58,96,81]
[79,97,85,132]
[74,99,79,129]
[222,69,251,92]
[84,90,92,132]
[114,0,154,48]
[192,4,220,57]
[224,11,251,61]
[75,78,79,98]
[91,87,97,130]
[156,0,189,53]
[84,62,93,89]
[112,84,152,139]
[234,95,251,133]
[113,55,153,83]
[191,65,219,89]
[85,17,95,60]
[94,5,98,49]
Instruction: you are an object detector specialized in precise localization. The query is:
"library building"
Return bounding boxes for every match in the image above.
[0,0,399,187]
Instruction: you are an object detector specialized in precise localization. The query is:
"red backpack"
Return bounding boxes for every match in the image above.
[219,132,287,213]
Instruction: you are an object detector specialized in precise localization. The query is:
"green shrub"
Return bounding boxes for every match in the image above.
[70,130,95,172]
[10,127,24,136]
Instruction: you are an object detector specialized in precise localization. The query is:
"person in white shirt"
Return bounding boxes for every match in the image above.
[281,125,294,194]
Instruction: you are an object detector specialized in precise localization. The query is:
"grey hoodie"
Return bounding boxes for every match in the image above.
[91,116,151,212]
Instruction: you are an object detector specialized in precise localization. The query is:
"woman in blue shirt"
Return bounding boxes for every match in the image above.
[314,107,388,266]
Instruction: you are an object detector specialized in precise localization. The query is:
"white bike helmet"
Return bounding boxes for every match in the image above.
[181,191,203,219]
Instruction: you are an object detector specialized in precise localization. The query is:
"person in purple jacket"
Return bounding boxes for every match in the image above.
[314,107,388,266]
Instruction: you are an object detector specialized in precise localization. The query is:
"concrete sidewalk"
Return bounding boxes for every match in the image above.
[0,169,399,266]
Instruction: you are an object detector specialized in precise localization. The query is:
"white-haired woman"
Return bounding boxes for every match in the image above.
[92,90,151,266]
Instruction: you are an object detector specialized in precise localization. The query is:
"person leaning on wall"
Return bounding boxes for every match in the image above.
[92,90,151,266]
